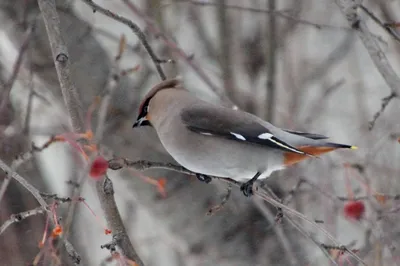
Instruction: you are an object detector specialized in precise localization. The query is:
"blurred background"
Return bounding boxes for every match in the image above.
[1,0,400,265]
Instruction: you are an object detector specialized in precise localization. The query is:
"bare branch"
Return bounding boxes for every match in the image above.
[81,0,166,80]
[0,206,45,235]
[0,158,48,209]
[37,0,85,132]
[166,1,349,30]
[96,178,144,266]
[121,0,236,107]
[217,0,236,103]
[359,5,400,43]
[333,0,400,129]
[266,0,277,122]
[207,183,232,216]
[0,25,33,115]
[368,92,396,130]
[63,239,82,265]
[253,197,299,266]
[36,1,145,265]
[109,157,366,264]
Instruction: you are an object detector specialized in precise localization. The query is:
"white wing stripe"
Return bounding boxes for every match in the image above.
[230,132,246,140]
[268,138,304,154]
[258,133,274,139]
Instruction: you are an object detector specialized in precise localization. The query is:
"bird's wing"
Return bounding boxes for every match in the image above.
[180,105,307,155]
[283,129,329,140]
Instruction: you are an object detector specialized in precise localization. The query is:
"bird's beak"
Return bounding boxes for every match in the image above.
[132,115,149,128]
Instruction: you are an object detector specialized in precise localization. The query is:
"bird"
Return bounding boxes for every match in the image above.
[132,78,357,197]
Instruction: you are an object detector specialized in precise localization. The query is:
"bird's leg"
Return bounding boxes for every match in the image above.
[240,172,262,197]
[196,173,212,184]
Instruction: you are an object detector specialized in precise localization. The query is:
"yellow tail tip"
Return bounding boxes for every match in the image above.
[350,146,358,150]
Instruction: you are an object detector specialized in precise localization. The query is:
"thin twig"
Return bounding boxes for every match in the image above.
[217,0,235,103]
[253,197,299,266]
[95,35,126,142]
[285,218,339,265]
[0,158,48,209]
[266,0,277,122]
[0,25,34,115]
[0,136,63,206]
[0,206,46,235]
[359,4,400,43]
[368,92,396,130]
[253,187,366,265]
[40,192,84,203]
[23,46,35,135]
[165,1,349,30]
[333,0,400,130]
[109,157,366,265]
[207,183,232,216]
[63,239,82,265]
[121,0,236,108]
[81,0,166,80]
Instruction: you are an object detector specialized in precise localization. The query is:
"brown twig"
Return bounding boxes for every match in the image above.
[207,183,232,216]
[81,0,166,81]
[0,206,46,235]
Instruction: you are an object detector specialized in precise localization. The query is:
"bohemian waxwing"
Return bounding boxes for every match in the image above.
[133,78,357,196]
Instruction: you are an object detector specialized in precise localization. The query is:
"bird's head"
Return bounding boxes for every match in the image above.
[133,78,181,128]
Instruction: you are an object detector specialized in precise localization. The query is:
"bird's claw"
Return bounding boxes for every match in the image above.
[196,173,212,184]
[240,181,254,197]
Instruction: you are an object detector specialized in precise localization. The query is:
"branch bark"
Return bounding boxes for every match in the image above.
[37,0,84,133]
[36,1,144,265]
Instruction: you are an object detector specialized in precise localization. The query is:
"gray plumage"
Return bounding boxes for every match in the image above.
[134,79,354,185]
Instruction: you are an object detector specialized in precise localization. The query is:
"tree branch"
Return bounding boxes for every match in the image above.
[36,1,145,265]
[121,0,237,107]
[333,0,400,129]
[37,0,85,133]
[0,206,45,235]
[0,158,48,209]
[81,0,166,81]
[108,157,366,264]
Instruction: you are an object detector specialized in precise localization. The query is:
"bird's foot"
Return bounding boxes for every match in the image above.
[240,181,254,197]
[196,173,212,184]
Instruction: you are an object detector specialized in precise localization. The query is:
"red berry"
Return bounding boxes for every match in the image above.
[343,201,365,220]
[89,156,108,179]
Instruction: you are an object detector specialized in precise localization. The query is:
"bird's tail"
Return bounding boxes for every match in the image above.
[322,142,358,150]
[283,142,357,166]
